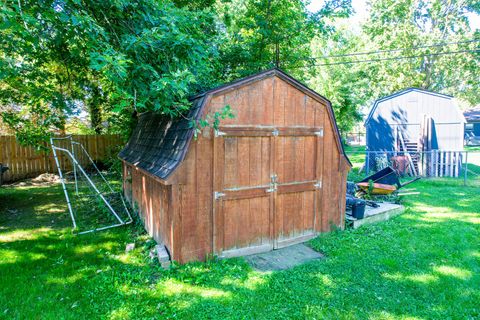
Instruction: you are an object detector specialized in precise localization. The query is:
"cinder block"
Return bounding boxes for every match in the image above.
[155,244,171,269]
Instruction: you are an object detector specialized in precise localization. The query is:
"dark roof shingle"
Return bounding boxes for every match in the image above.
[118,96,204,180]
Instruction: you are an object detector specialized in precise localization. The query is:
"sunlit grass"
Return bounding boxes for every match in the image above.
[383,272,439,284]
[433,265,472,280]
[160,279,232,299]
[0,177,479,319]
[0,227,54,242]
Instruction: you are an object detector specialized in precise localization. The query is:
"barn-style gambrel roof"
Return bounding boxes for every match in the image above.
[119,68,350,180]
[365,88,454,125]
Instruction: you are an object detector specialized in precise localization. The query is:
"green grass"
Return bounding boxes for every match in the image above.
[1,179,479,319]
[465,145,480,151]
[344,145,367,181]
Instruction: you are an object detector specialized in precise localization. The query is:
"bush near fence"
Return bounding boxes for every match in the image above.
[0,135,123,183]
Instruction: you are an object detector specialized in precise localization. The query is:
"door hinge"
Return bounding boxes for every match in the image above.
[315,129,324,137]
[214,191,226,200]
[214,130,226,137]
[314,181,322,189]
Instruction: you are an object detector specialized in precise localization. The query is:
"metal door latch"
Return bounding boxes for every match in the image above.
[214,192,226,199]
[314,181,322,189]
[214,130,226,137]
[272,128,279,136]
[266,174,278,193]
[315,129,324,137]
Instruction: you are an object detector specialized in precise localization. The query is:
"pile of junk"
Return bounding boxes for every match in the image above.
[346,166,420,220]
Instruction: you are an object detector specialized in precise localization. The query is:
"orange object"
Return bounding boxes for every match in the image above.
[356,182,397,195]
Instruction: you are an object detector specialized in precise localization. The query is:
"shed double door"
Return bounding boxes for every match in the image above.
[213,127,322,257]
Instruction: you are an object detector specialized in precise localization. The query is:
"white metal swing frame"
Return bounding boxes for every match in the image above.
[50,135,132,234]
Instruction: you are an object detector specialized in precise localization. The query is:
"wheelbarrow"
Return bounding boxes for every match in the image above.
[356,166,420,195]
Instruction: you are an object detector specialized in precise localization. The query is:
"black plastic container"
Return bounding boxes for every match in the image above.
[346,195,366,219]
[351,201,366,219]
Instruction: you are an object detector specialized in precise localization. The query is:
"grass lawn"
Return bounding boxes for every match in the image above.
[465,145,480,152]
[1,178,479,319]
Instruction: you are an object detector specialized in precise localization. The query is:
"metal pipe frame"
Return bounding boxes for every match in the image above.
[50,137,77,230]
[50,139,133,234]
[71,141,133,223]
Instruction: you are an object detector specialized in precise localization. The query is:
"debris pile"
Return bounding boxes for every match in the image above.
[31,173,61,184]
[7,173,61,187]
[346,166,420,221]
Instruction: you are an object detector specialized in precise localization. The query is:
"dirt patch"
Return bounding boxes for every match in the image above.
[5,173,62,187]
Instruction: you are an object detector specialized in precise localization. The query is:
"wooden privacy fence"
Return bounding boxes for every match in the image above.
[0,134,123,183]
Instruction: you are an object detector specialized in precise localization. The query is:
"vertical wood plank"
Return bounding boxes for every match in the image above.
[213,135,225,253]
[196,133,213,259]
[263,77,274,125]
[321,112,333,232]
[273,78,286,126]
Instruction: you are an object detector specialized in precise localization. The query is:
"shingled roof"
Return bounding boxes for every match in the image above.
[118,96,205,180]
[119,68,351,180]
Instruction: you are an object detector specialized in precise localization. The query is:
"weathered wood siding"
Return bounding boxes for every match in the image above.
[123,72,350,263]
[170,130,214,262]
[206,76,349,258]
[123,163,173,255]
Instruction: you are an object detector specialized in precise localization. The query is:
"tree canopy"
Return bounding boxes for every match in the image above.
[217,0,351,80]
[0,0,478,147]
[1,0,221,147]
[362,0,479,104]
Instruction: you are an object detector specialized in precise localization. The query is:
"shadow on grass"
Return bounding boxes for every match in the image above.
[0,184,71,232]
[0,181,479,319]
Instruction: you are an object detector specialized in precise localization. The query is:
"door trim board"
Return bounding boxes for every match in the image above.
[275,233,317,249]
[219,243,274,258]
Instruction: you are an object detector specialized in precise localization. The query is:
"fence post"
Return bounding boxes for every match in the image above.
[464,151,468,186]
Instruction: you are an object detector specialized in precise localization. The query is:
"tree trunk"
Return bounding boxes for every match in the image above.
[88,85,103,134]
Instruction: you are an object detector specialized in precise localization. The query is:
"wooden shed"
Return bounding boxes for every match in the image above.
[119,68,351,263]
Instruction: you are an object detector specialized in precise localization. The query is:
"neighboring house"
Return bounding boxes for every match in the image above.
[463,106,480,146]
[365,88,465,153]
[119,68,351,263]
